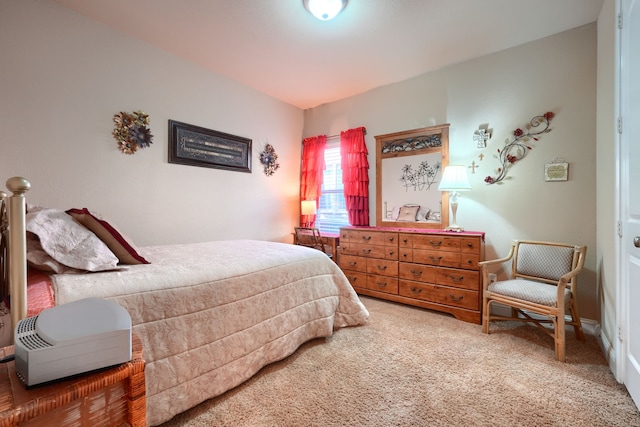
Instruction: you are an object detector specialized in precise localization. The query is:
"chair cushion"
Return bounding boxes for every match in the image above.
[488,279,571,307]
[516,244,574,281]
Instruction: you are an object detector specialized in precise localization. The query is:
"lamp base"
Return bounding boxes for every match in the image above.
[444,225,464,232]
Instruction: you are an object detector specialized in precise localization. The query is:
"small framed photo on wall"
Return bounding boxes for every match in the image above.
[544,162,569,182]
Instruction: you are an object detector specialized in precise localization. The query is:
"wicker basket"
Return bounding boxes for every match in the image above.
[0,334,145,427]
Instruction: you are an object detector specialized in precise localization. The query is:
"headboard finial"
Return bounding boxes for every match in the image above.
[6,177,30,195]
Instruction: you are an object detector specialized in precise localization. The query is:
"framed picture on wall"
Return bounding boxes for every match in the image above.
[544,162,569,182]
[168,120,252,173]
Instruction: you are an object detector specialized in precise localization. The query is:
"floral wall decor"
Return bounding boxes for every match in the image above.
[112,110,153,155]
[484,111,555,184]
[259,144,280,176]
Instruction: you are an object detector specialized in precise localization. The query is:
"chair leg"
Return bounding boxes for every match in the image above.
[555,312,566,362]
[569,300,585,341]
[482,298,491,334]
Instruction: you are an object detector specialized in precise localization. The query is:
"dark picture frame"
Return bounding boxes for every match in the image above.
[168,120,252,173]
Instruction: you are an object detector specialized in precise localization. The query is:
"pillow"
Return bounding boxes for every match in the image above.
[66,208,149,265]
[25,207,119,272]
[26,232,84,274]
[417,207,431,221]
[396,205,420,221]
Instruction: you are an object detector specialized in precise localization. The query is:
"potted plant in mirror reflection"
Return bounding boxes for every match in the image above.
[484,111,554,184]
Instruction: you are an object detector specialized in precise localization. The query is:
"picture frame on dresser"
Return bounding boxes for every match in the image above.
[375,124,450,229]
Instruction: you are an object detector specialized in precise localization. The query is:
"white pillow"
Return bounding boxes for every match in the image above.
[26,207,119,272]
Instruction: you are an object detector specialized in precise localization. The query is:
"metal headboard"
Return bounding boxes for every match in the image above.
[0,191,7,303]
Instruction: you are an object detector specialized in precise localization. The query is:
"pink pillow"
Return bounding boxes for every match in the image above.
[66,208,149,265]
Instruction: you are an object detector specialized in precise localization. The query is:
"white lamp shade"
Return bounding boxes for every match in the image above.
[301,200,317,215]
[438,165,471,191]
[303,0,348,21]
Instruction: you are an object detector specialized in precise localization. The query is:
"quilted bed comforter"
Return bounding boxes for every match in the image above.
[51,239,369,426]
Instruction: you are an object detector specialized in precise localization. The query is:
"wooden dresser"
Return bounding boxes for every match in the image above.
[339,226,485,324]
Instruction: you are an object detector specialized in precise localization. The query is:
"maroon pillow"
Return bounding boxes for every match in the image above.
[66,208,149,265]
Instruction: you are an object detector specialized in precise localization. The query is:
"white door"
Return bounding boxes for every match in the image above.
[621,0,640,408]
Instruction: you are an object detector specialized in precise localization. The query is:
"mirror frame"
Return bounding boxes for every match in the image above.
[375,124,450,229]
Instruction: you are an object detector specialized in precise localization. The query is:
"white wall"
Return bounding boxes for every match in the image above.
[596,0,618,369]
[304,25,599,321]
[0,0,304,246]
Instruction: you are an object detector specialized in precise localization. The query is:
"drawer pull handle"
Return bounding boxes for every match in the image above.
[387,251,395,256]
[410,269,423,277]
[362,249,372,254]
[362,235,372,241]
[429,255,443,262]
[377,265,388,271]
[467,242,473,247]
[377,281,388,288]
[449,274,464,283]
[429,240,442,247]
[403,238,409,243]
[465,259,473,265]
[388,237,395,242]
[450,294,463,302]
[349,276,358,282]
[402,253,409,258]
[348,261,358,267]
[410,287,422,295]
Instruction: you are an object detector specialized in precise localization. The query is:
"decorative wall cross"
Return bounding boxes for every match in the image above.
[474,129,490,149]
[469,161,478,174]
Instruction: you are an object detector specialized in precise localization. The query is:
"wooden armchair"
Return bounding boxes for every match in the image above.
[294,227,332,258]
[478,240,587,362]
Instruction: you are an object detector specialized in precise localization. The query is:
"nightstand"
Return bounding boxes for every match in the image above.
[0,333,145,427]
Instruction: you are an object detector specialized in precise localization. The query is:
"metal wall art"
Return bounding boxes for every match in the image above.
[113,110,153,155]
[259,144,280,176]
[484,111,555,185]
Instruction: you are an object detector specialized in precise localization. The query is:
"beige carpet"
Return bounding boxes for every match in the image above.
[159,296,640,427]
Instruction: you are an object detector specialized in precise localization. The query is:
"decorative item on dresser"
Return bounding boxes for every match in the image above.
[339,226,485,324]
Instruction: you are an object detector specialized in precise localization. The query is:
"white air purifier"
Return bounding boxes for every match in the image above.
[13,297,132,387]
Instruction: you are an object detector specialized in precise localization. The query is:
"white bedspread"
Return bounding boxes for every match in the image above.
[52,240,369,426]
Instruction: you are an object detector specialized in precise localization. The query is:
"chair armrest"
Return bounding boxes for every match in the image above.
[478,245,516,291]
[478,245,515,271]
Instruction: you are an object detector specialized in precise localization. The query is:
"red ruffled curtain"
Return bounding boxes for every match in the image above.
[340,127,369,226]
[300,135,327,227]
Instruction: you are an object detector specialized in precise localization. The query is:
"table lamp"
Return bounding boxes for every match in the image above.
[437,165,471,232]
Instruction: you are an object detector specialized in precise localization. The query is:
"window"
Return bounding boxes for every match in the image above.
[315,144,349,234]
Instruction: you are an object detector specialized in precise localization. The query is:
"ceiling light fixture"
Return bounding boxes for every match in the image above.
[303,0,348,21]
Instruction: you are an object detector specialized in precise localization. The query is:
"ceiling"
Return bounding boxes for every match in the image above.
[55,0,604,110]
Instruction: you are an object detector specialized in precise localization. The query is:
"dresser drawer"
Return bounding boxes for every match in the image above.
[399,281,478,310]
[399,280,437,302]
[399,249,413,263]
[434,286,479,310]
[460,254,480,270]
[367,258,398,277]
[399,263,436,283]
[399,234,413,248]
[343,270,367,288]
[356,244,399,260]
[412,235,461,252]
[347,230,398,246]
[366,274,399,294]
[339,254,366,273]
[413,249,460,268]
[436,267,479,291]
[460,237,482,254]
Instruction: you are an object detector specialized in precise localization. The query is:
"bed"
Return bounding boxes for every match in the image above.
[0,177,370,426]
